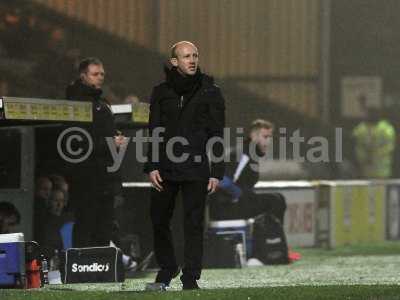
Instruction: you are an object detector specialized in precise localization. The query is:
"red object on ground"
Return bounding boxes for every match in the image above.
[26,259,41,289]
[288,250,301,263]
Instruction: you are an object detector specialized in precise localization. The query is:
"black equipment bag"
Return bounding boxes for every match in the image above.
[253,214,289,265]
[63,246,124,283]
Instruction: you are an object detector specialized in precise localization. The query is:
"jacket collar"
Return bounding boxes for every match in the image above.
[67,79,103,102]
[164,66,203,96]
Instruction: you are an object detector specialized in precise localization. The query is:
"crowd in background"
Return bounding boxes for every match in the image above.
[33,175,73,258]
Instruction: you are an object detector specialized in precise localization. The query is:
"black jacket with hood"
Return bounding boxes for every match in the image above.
[144,67,225,181]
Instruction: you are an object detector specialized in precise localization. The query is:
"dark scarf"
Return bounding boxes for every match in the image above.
[66,79,103,102]
[165,66,202,97]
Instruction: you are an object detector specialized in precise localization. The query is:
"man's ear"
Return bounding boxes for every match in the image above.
[170,57,178,67]
[250,131,257,142]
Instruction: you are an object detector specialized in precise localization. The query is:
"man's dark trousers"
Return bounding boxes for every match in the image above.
[72,179,114,248]
[150,180,208,282]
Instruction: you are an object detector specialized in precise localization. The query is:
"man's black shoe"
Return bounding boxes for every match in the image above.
[155,268,181,287]
[145,282,168,291]
[146,268,180,291]
[182,280,200,290]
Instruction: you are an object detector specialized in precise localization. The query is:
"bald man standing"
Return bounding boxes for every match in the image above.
[144,41,225,290]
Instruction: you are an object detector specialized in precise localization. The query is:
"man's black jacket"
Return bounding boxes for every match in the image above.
[209,140,263,215]
[144,68,225,181]
[224,140,261,193]
[65,79,118,187]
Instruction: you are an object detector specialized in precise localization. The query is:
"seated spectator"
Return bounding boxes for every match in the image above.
[49,174,71,211]
[209,119,287,224]
[0,201,21,234]
[35,189,71,258]
[48,189,67,217]
[35,176,52,195]
[34,176,52,241]
[35,176,52,205]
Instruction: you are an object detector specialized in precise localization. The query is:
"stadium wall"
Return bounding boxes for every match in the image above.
[32,0,321,118]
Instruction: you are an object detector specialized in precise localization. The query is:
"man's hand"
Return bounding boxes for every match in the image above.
[207,178,219,194]
[149,170,163,192]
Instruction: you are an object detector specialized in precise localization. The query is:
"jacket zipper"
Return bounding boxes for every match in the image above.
[179,95,184,109]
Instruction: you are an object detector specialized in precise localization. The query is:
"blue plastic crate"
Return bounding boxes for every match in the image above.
[0,242,25,287]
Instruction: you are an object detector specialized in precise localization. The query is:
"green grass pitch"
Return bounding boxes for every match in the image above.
[2,242,400,299]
